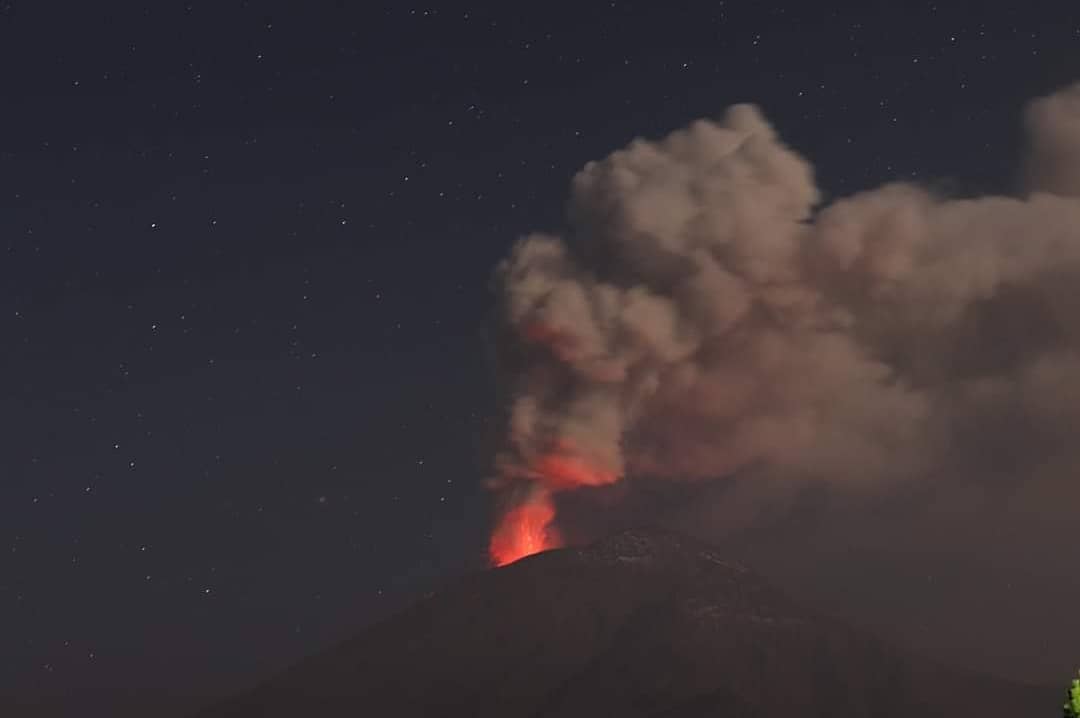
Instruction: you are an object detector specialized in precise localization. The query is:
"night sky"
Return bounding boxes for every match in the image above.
[3,2,1080,715]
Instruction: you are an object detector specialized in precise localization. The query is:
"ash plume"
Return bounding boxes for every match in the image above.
[491,82,1080,533]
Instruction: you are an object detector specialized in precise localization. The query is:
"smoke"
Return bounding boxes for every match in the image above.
[1023,82,1080,196]
[489,82,1080,566]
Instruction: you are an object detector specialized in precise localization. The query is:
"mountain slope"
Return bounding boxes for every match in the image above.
[196,528,1052,717]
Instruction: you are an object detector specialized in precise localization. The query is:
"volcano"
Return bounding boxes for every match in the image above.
[194,529,1053,717]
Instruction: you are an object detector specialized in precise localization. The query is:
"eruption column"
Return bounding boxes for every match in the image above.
[489,440,620,566]
[485,82,1080,574]
[489,488,561,566]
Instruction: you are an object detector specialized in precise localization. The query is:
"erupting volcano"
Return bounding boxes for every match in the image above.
[489,442,619,566]
[484,82,1080,652]
[488,490,561,566]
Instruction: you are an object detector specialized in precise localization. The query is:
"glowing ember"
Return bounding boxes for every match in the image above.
[489,491,563,567]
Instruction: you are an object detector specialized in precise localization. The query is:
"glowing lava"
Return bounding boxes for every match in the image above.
[489,490,562,567]
[489,442,620,567]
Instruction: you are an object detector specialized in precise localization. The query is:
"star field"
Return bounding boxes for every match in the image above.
[2,1,1079,715]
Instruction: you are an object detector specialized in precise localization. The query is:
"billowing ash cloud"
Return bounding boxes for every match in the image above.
[1024,82,1080,196]
[492,82,1080,514]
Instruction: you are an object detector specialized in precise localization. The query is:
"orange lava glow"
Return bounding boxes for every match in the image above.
[535,449,618,490]
[489,441,620,566]
[522,321,575,349]
[489,492,563,567]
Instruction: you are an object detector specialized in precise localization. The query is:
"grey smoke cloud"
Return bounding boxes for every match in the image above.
[493,82,1080,514]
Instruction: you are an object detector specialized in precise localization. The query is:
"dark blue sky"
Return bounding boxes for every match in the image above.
[2,1,1078,715]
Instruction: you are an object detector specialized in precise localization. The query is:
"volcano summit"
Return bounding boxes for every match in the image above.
[196,529,1052,717]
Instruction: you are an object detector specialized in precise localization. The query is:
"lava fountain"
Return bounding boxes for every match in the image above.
[489,441,619,566]
[489,488,562,567]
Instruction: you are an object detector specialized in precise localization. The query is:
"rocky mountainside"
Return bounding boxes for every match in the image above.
[196,528,1053,717]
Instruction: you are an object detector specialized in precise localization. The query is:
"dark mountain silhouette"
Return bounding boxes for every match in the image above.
[195,528,1053,717]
